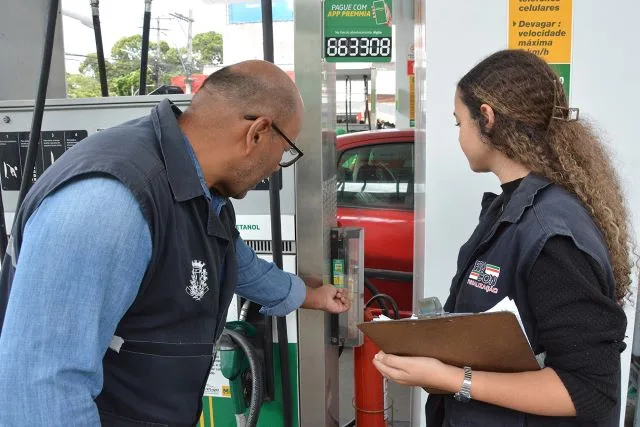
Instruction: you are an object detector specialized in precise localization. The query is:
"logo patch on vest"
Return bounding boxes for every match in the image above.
[186,260,209,301]
[466,260,501,294]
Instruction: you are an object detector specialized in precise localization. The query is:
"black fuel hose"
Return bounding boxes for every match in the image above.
[16,0,59,212]
[261,0,293,425]
[0,191,7,262]
[222,328,264,427]
[90,1,109,96]
[139,0,152,95]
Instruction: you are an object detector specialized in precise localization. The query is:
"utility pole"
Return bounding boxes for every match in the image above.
[170,10,195,93]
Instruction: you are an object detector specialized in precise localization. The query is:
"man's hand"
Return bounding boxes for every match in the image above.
[301,283,350,314]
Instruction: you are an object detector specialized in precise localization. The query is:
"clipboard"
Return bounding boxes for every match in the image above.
[357,311,541,373]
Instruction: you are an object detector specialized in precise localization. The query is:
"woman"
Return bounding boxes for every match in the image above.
[373,49,632,426]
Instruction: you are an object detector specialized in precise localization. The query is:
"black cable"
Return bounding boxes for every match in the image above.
[16,0,59,212]
[90,1,109,96]
[363,277,390,317]
[0,187,7,262]
[261,0,292,425]
[261,0,274,63]
[365,293,399,320]
[223,329,264,427]
[139,1,152,95]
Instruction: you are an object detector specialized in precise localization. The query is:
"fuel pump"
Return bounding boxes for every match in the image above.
[336,69,374,134]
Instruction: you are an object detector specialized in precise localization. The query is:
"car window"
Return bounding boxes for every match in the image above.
[337,142,414,210]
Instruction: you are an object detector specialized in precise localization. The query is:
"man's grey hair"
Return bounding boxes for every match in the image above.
[196,65,298,124]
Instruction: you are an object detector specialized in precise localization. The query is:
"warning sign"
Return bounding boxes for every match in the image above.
[508,0,572,63]
[509,0,572,97]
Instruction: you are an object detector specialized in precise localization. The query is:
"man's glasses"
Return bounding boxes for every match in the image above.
[244,115,304,167]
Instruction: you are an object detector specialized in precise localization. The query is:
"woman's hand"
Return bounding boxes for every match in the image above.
[373,352,577,417]
[372,351,462,391]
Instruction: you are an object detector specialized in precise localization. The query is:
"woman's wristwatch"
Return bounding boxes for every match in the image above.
[453,366,472,403]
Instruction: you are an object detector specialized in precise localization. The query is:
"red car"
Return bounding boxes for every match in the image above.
[336,129,415,311]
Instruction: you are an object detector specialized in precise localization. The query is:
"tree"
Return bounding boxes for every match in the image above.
[78,53,104,79]
[158,44,187,83]
[69,31,222,98]
[66,73,101,98]
[109,35,145,79]
[192,31,223,66]
[111,69,152,96]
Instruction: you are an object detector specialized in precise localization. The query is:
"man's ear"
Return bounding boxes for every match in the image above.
[244,116,272,152]
[479,104,495,133]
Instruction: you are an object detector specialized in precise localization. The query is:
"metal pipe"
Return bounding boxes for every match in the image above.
[364,75,372,130]
[90,0,109,97]
[345,77,350,133]
[239,299,251,322]
[262,0,292,425]
[16,0,60,211]
[139,0,152,95]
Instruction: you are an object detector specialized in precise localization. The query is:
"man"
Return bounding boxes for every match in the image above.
[0,60,349,426]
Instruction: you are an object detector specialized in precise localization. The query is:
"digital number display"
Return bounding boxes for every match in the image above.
[325,37,392,59]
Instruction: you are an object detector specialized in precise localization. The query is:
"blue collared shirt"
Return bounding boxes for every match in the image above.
[0,143,304,426]
[180,133,306,315]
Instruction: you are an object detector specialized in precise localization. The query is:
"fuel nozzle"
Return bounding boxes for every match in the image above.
[218,321,262,427]
[219,333,249,416]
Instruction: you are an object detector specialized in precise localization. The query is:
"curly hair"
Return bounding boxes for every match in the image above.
[458,49,634,304]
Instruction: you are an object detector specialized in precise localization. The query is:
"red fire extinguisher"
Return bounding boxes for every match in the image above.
[354,308,413,426]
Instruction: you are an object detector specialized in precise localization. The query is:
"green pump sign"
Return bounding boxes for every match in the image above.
[236,224,261,231]
[323,0,393,62]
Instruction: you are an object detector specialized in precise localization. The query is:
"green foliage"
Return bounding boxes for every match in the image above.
[68,30,223,97]
[66,73,101,98]
[111,69,154,96]
[192,31,223,66]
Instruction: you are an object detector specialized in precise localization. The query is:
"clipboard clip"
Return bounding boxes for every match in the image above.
[416,296,444,319]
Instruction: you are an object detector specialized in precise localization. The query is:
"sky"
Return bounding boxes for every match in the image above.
[61,0,228,73]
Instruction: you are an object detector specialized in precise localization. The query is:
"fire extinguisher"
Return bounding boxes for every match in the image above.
[354,307,387,427]
[354,300,411,427]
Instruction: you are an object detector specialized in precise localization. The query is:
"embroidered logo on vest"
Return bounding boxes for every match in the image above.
[466,260,501,294]
[186,260,209,301]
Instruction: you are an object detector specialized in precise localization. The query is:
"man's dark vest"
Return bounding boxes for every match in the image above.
[426,174,621,427]
[0,99,239,426]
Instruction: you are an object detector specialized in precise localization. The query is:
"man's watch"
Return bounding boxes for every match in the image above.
[453,366,472,403]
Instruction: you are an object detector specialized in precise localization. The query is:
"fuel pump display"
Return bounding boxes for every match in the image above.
[330,227,365,347]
